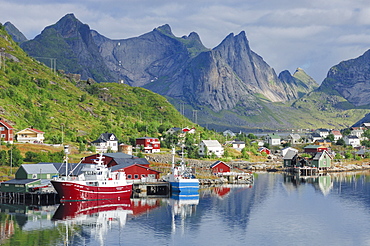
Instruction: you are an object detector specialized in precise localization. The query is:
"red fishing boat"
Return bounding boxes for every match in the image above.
[51,151,132,201]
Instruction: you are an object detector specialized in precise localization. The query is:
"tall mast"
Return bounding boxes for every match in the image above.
[64,145,69,180]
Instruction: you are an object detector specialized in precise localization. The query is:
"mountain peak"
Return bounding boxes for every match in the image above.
[4,21,28,43]
[154,24,174,36]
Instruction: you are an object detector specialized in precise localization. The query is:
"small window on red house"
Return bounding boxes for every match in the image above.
[134,174,139,179]
[141,174,146,177]
[127,175,132,179]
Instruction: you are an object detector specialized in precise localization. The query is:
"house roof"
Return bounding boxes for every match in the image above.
[19,164,58,174]
[0,120,13,129]
[38,162,84,176]
[112,157,150,166]
[210,161,231,168]
[110,163,160,173]
[344,135,359,139]
[289,134,301,139]
[92,133,117,143]
[16,128,45,134]
[304,145,324,149]
[267,133,280,139]
[316,128,329,132]
[331,130,342,135]
[283,150,298,160]
[103,152,135,159]
[232,140,245,144]
[313,150,332,160]
[2,179,40,185]
[201,140,222,148]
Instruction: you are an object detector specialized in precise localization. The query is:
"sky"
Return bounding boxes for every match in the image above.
[1,0,370,83]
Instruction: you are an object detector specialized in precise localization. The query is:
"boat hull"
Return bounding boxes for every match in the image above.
[51,180,132,201]
[170,179,199,193]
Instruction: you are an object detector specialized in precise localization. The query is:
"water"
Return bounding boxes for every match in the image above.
[2,172,370,246]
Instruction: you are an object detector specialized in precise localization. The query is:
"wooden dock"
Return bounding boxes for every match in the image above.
[132,182,170,198]
[0,191,59,205]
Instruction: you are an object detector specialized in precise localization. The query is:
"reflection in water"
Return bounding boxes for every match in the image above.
[2,172,370,245]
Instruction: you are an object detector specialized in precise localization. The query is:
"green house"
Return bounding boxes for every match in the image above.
[15,164,58,179]
[0,179,41,193]
[311,150,332,169]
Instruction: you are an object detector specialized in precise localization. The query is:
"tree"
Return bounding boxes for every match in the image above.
[0,150,7,165]
[8,146,23,167]
[336,138,345,146]
[326,134,335,142]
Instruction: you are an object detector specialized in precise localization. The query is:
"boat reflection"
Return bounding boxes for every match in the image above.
[169,190,199,233]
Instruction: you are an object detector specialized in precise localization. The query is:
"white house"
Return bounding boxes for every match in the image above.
[343,135,361,148]
[288,134,301,144]
[350,129,364,140]
[330,130,342,142]
[281,147,298,157]
[16,128,45,143]
[199,140,224,157]
[91,133,119,152]
[315,128,330,138]
[265,133,281,146]
[232,140,245,151]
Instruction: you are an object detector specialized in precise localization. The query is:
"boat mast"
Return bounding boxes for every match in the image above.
[172,147,175,170]
[64,145,69,180]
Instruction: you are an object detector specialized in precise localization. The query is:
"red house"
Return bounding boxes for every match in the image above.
[304,145,328,154]
[81,152,161,182]
[136,137,160,153]
[112,164,161,182]
[210,161,231,174]
[0,120,14,144]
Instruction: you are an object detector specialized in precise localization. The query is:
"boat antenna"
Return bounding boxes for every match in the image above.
[172,147,175,170]
[63,145,69,180]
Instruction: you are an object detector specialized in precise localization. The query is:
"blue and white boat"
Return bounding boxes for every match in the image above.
[168,147,199,193]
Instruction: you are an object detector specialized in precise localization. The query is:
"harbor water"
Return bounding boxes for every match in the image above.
[2,172,370,246]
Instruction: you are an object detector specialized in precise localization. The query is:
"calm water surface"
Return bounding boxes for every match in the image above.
[2,172,370,246]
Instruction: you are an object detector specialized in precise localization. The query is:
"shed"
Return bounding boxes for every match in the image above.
[110,164,161,182]
[311,150,332,169]
[210,161,231,174]
[15,164,58,179]
[0,179,41,193]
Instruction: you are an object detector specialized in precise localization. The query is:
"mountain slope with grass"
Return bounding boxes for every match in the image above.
[0,23,194,145]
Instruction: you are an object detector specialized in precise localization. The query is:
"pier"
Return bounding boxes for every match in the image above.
[0,191,59,205]
[132,182,170,198]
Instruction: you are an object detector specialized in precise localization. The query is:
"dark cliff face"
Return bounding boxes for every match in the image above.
[4,21,28,44]
[20,14,114,82]
[319,49,370,107]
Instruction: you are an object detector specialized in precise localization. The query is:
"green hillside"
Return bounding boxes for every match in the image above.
[0,24,194,145]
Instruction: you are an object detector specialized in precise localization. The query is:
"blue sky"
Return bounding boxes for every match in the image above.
[1,0,370,83]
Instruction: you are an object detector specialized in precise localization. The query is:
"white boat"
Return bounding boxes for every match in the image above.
[167,147,199,193]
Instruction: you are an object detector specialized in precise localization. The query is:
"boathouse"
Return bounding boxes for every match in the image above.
[303,145,328,155]
[210,161,231,175]
[311,150,332,170]
[15,164,58,179]
[111,164,161,182]
[81,152,150,167]
[0,179,41,193]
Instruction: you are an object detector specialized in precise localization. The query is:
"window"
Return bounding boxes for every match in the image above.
[134,174,139,179]
[0,127,4,131]
[141,174,146,177]
[1,134,5,138]
[127,175,132,179]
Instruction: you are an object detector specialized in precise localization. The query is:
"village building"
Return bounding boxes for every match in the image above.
[166,127,182,135]
[315,128,330,138]
[307,132,322,143]
[361,122,370,129]
[288,133,302,144]
[82,152,150,167]
[118,144,133,155]
[223,130,236,137]
[330,130,342,142]
[136,137,160,153]
[16,128,45,143]
[350,129,365,140]
[0,179,41,193]
[91,132,119,152]
[283,150,299,167]
[15,164,59,179]
[199,140,224,157]
[0,120,14,144]
[343,135,361,148]
[210,161,231,175]
[265,133,281,146]
[311,150,332,170]
[314,139,332,148]
[231,140,245,151]
[356,147,370,158]
[281,147,298,157]
[304,145,328,155]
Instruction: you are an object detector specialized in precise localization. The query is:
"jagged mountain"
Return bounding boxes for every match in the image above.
[319,49,370,107]
[20,13,114,82]
[279,68,318,99]
[4,21,27,44]
[15,14,325,130]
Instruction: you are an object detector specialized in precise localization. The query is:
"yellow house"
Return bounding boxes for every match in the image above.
[16,128,45,143]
